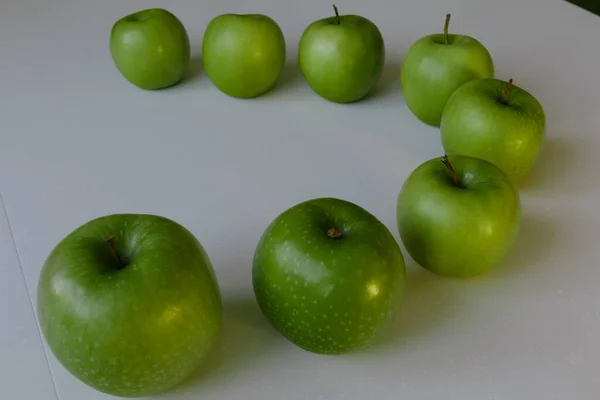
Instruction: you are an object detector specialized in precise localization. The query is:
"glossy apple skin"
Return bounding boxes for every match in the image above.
[202,14,286,98]
[37,214,222,398]
[298,14,385,103]
[440,78,547,181]
[396,155,521,278]
[110,8,190,90]
[400,33,494,126]
[252,198,406,355]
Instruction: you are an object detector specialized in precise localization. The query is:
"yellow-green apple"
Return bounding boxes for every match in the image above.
[298,5,385,103]
[252,197,406,355]
[37,213,222,397]
[396,155,521,278]
[110,8,190,90]
[202,13,286,98]
[440,78,546,181]
[400,14,494,126]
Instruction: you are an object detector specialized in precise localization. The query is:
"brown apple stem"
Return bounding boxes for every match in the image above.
[327,228,343,239]
[106,234,126,268]
[441,155,459,186]
[333,4,341,24]
[444,14,451,44]
[503,78,514,103]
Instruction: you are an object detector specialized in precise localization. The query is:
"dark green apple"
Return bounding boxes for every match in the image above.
[252,197,406,355]
[440,78,547,181]
[202,13,286,98]
[37,214,222,398]
[397,155,521,278]
[110,8,190,90]
[298,5,385,103]
[400,14,494,126]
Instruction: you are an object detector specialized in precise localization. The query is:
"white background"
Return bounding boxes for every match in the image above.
[1,0,599,399]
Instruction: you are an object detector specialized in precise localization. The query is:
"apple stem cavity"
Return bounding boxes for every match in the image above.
[333,4,341,24]
[106,234,129,269]
[503,78,514,104]
[327,227,344,239]
[444,14,451,44]
[441,155,460,187]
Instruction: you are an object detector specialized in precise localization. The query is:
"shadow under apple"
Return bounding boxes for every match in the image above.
[516,136,587,195]
[166,295,280,394]
[360,59,403,102]
[179,55,203,86]
[260,58,303,98]
[488,212,558,279]
[367,262,465,352]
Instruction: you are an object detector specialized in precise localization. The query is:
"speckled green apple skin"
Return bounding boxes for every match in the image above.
[400,33,494,126]
[298,14,385,103]
[37,214,222,398]
[110,8,190,90]
[252,198,406,355]
[202,14,286,98]
[396,155,521,278]
[440,78,547,181]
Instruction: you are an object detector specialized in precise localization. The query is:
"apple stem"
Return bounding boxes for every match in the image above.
[503,78,514,104]
[333,4,340,24]
[441,155,459,186]
[327,228,343,239]
[106,234,127,269]
[444,13,451,44]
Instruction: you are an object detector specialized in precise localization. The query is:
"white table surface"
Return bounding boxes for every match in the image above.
[1,0,599,399]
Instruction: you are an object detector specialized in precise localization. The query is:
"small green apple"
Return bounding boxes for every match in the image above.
[37,214,222,397]
[253,197,406,355]
[400,14,494,126]
[298,5,385,103]
[440,78,547,181]
[109,8,190,90]
[396,155,521,278]
[202,13,286,98]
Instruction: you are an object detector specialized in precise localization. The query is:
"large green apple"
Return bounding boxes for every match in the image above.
[37,214,222,398]
[440,78,546,181]
[252,197,406,355]
[109,8,190,90]
[396,155,521,278]
[298,5,385,103]
[400,14,494,126]
[202,13,286,98]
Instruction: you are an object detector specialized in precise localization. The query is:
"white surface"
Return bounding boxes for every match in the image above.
[0,194,58,399]
[1,0,599,399]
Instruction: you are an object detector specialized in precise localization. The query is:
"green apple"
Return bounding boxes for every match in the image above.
[37,214,222,398]
[109,8,190,90]
[440,78,546,181]
[202,13,286,98]
[298,5,385,103]
[400,14,494,126]
[252,197,406,355]
[396,155,521,278]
